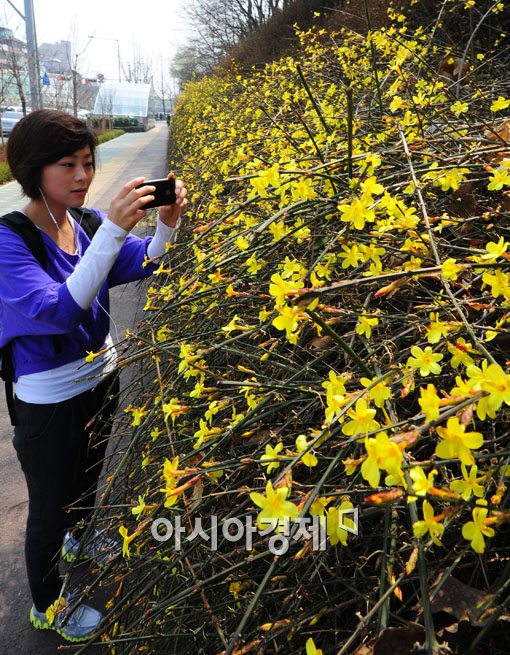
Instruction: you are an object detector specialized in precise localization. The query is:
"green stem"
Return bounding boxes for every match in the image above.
[305,307,373,377]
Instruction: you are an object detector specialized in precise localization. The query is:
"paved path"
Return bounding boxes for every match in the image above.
[0,121,170,654]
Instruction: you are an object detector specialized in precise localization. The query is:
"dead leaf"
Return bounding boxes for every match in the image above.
[431,576,488,628]
[188,476,204,511]
[373,623,425,655]
[308,335,335,350]
[352,641,375,655]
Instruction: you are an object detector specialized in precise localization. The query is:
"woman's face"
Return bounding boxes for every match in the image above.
[39,146,95,208]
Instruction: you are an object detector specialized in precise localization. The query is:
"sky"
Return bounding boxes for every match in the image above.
[1,0,191,82]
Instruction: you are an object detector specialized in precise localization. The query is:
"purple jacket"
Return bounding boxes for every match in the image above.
[0,209,155,380]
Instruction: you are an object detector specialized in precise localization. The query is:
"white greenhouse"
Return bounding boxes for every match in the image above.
[92,81,156,131]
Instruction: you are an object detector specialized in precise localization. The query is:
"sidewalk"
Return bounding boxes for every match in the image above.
[0,121,170,655]
[0,121,169,214]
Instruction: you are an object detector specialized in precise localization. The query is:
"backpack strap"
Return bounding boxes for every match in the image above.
[0,344,16,425]
[68,206,102,240]
[0,211,48,268]
[0,209,101,426]
[0,212,50,425]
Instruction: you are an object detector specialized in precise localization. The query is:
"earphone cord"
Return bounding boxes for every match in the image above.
[40,189,121,344]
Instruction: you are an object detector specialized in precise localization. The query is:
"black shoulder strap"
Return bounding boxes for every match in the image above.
[68,207,102,240]
[0,211,48,268]
[0,209,102,426]
[0,211,48,425]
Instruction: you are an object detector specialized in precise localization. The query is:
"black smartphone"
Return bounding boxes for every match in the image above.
[137,177,176,208]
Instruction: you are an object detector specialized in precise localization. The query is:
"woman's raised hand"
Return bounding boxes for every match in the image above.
[158,175,188,228]
[108,175,188,232]
[107,177,157,232]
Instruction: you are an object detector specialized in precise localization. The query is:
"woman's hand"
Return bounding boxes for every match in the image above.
[158,174,188,228]
[108,177,156,232]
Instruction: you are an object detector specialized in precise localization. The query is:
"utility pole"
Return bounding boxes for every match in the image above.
[6,0,42,109]
[24,0,41,109]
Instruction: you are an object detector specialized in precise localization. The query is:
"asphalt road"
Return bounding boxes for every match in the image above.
[0,122,170,654]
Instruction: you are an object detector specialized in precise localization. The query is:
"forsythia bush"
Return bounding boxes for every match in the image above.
[84,3,510,654]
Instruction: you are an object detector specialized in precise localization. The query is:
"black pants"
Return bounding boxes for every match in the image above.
[12,372,119,612]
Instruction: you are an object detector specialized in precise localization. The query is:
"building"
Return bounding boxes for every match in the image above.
[0,26,26,71]
[39,40,72,76]
[92,80,156,131]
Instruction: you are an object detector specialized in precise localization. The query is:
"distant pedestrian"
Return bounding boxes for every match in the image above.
[0,109,187,642]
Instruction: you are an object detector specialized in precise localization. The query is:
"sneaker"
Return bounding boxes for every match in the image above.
[62,529,120,567]
[30,593,102,642]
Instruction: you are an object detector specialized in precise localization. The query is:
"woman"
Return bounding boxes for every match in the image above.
[0,109,187,641]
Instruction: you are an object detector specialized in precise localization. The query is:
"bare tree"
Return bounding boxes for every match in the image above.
[125,41,152,84]
[153,54,174,115]
[181,0,291,76]
[4,33,28,113]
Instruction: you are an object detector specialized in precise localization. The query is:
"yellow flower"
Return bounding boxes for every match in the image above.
[250,480,298,533]
[268,273,301,305]
[490,96,510,112]
[221,314,252,336]
[295,434,318,467]
[124,405,149,427]
[482,269,510,299]
[338,196,375,230]
[389,95,405,112]
[326,499,355,546]
[342,398,380,438]
[467,361,510,415]
[45,597,68,626]
[441,258,462,281]
[249,164,280,197]
[487,167,510,191]
[131,495,146,519]
[260,442,284,474]
[356,314,379,339]
[272,304,303,344]
[435,417,483,465]
[118,525,137,558]
[268,220,291,242]
[234,235,250,251]
[309,496,330,516]
[193,419,222,449]
[162,398,190,423]
[450,100,469,117]
[229,581,242,600]
[360,375,391,408]
[306,637,323,655]
[339,243,364,269]
[406,345,443,377]
[291,176,317,201]
[418,383,441,422]
[322,370,347,425]
[462,506,495,553]
[413,500,444,546]
[361,432,403,488]
[450,464,485,500]
[409,466,437,498]
[360,176,384,195]
[85,348,105,363]
[245,253,264,275]
[477,236,509,262]
[426,313,455,344]
[447,338,475,369]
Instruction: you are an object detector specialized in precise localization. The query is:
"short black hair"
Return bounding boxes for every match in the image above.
[6,109,98,199]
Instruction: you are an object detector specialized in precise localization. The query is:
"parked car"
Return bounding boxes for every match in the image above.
[1,110,24,136]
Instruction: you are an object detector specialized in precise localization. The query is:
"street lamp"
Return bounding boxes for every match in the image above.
[87,35,121,83]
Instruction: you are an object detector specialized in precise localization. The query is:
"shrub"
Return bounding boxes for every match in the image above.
[96,128,125,144]
[88,3,510,654]
[0,160,12,184]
